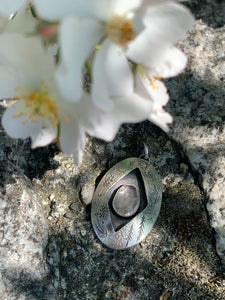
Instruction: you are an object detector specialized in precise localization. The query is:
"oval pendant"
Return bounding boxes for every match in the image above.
[91,157,162,250]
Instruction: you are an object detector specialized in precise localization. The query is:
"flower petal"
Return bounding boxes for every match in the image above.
[136,69,169,106]
[148,109,173,132]
[5,7,38,34]
[56,93,101,162]
[112,0,143,15]
[55,16,104,102]
[0,33,55,89]
[135,70,172,131]
[0,15,11,32]
[59,118,86,164]
[34,0,116,21]
[145,46,187,78]
[127,1,194,66]
[1,101,42,139]
[72,92,102,129]
[34,0,88,21]
[31,127,57,148]
[142,1,194,43]
[88,92,153,141]
[0,66,18,99]
[0,0,25,16]
[92,39,134,112]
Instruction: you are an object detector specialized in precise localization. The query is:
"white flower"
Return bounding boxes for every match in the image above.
[34,0,194,114]
[0,0,36,34]
[132,40,192,131]
[0,33,102,163]
[87,84,154,142]
[87,63,173,141]
[0,0,26,16]
[135,66,173,132]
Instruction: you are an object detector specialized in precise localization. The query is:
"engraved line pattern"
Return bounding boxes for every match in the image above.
[125,224,134,248]
[91,158,162,249]
[137,215,145,241]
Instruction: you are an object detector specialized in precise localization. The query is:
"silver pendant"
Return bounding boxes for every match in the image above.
[91,157,162,250]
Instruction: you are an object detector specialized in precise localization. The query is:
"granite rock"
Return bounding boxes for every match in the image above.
[0,176,48,299]
[166,15,225,263]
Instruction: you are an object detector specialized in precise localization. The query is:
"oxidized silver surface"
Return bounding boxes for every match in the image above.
[91,157,162,250]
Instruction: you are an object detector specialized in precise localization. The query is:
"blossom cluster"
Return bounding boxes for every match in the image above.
[0,0,194,162]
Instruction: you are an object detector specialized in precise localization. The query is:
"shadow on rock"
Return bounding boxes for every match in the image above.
[166,73,225,128]
[23,142,60,180]
[0,126,59,185]
[7,223,224,300]
[4,271,48,300]
[7,176,224,299]
[187,0,225,28]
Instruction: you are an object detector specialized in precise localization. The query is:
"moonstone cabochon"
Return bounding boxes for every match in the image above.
[91,158,162,250]
[112,184,140,217]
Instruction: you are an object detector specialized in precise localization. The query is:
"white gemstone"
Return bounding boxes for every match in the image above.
[112,184,140,217]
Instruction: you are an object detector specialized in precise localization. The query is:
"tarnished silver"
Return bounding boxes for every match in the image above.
[91,157,162,250]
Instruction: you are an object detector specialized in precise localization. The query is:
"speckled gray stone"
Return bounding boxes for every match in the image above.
[0,176,48,299]
[1,122,225,299]
[166,17,225,263]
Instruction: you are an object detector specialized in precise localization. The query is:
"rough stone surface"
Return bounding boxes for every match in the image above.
[0,173,48,299]
[0,1,225,299]
[166,3,225,263]
[28,123,224,299]
[1,116,225,299]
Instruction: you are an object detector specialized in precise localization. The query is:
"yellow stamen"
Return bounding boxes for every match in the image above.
[138,65,161,90]
[147,75,159,90]
[14,83,59,128]
[106,15,136,47]
[65,117,70,124]
[26,1,32,11]
[138,64,145,76]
